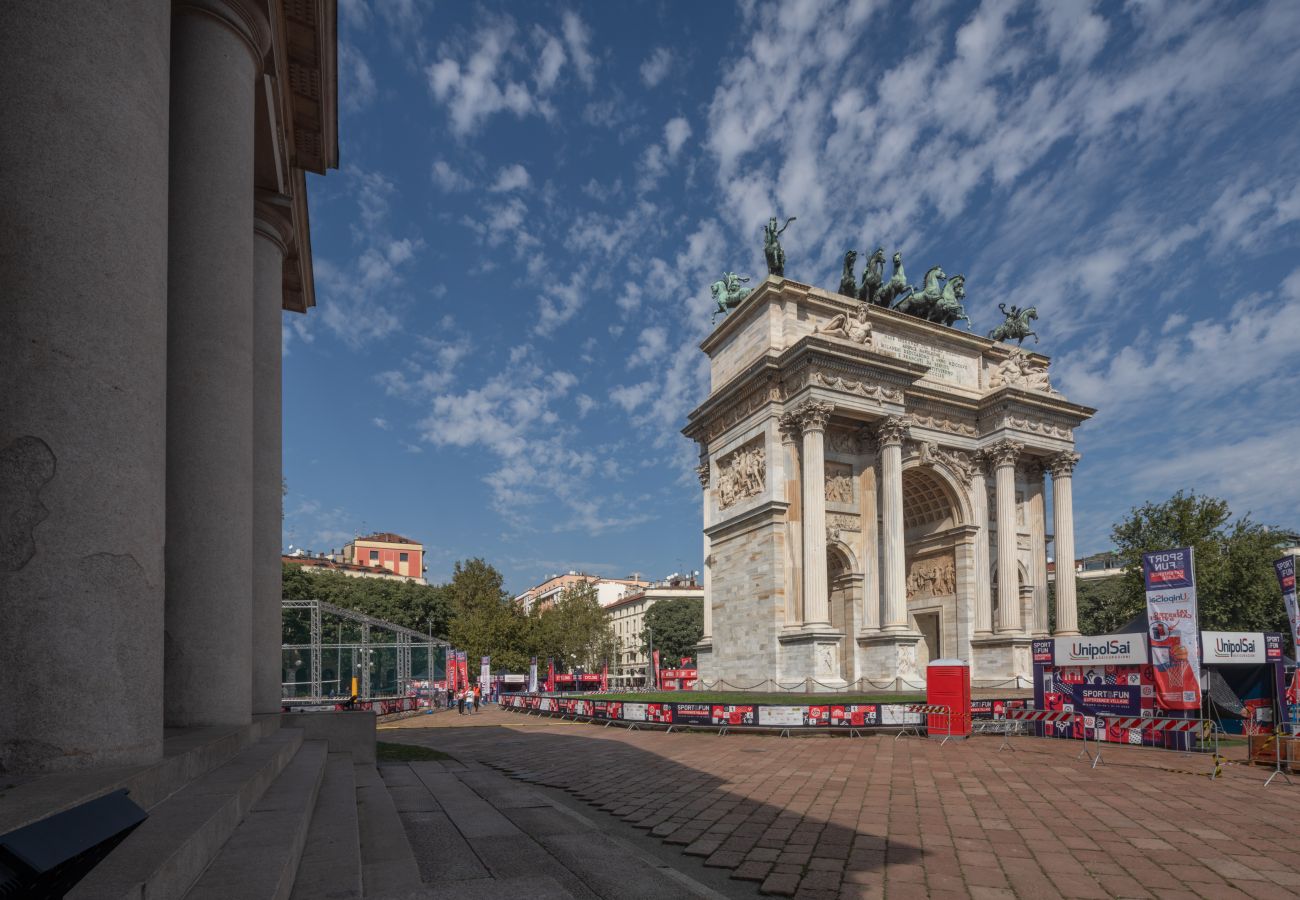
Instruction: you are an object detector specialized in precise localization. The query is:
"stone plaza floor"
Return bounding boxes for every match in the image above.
[380,707,1300,899]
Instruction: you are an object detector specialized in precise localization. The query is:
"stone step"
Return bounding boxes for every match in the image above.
[183,739,328,900]
[0,715,281,835]
[66,727,303,900]
[288,753,363,900]
[355,763,422,896]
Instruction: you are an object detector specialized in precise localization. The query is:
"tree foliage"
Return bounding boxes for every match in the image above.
[281,563,454,639]
[533,582,617,671]
[446,558,531,673]
[641,596,704,664]
[1078,491,1292,637]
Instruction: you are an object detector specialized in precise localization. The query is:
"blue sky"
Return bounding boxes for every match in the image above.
[283,0,1300,594]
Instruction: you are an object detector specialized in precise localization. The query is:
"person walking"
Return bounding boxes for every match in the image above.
[457,689,465,715]
[473,684,481,713]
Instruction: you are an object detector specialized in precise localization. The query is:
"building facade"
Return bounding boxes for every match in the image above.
[515,571,650,614]
[683,277,1094,689]
[2,0,337,771]
[605,577,703,685]
[341,532,425,582]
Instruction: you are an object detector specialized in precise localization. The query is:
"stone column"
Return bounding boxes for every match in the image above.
[797,401,834,627]
[697,458,713,641]
[877,416,910,630]
[252,199,290,715]
[779,413,803,626]
[1028,462,1050,636]
[857,430,881,633]
[0,0,170,771]
[989,440,1024,633]
[165,0,269,727]
[1050,451,1082,636]
[971,452,993,635]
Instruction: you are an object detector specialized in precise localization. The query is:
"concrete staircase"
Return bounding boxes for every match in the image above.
[6,718,427,900]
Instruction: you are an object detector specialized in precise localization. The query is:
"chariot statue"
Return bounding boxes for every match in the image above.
[837,250,858,298]
[858,247,886,305]
[763,216,795,276]
[710,271,751,323]
[893,265,946,318]
[988,303,1039,344]
[876,251,910,307]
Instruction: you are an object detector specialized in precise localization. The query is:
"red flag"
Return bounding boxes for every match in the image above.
[601,660,608,691]
[547,658,555,692]
[652,650,661,688]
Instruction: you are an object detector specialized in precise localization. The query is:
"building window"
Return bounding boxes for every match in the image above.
[369,550,379,561]
[400,552,409,562]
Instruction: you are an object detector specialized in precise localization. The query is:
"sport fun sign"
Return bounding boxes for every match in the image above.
[1143,548,1202,711]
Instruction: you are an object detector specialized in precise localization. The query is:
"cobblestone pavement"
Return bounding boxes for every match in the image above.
[382,707,1300,900]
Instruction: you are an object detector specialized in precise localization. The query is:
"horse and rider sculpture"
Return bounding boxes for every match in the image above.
[710,216,1040,346]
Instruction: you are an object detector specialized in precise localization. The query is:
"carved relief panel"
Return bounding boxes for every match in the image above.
[906,552,957,601]
[716,438,766,511]
[825,462,854,503]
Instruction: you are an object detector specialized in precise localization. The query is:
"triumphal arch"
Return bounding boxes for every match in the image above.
[684,275,1094,688]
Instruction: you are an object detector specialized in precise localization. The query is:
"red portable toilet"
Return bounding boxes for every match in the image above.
[926,659,971,740]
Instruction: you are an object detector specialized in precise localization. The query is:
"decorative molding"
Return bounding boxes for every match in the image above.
[716,439,766,510]
[827,513,860,541]
[825,462,854,503]
[806,369,903,403]
[696,463,710,489]
[695,373,783,444]
[909,409,978,438]
[985,439,1023,467]
[794,399,834,433]
[1004,415,1074,440]
[1048,450,1081,477]
[875,415,911,447]
[826,426,864,455]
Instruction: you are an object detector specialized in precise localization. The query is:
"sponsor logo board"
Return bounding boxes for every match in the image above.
[1053,634,1148,666]
[1201,631,1266,664]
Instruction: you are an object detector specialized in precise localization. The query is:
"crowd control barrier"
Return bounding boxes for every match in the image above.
[894,704,954,743]
[499,693,1025,737]
[1262,722,1299,788]
[995,709,1089,759]
[1084,715,1222,778]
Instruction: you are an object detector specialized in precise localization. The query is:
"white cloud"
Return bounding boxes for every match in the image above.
[372,417,390,430]
[431,159,472,191]
[340,42,377,113]
[426,20,535,136]
[640,46,673,88]
[489,163,531,192]
[664,116,692,158]
[534,29,566,91]
[560,11,596,88]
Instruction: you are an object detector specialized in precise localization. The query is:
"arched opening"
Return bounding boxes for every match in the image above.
[827,545,856,681]
[901,466,964,669]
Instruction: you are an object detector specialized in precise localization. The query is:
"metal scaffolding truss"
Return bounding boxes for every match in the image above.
[282,598,449,703]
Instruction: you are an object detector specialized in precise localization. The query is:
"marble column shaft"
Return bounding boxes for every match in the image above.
[992,441,1023,633]
[1029,465,1050,636]
[165,0,268,727]
[798,402,832,627]
[878,418,909,630]
[697,459,713,640]
[779,414,803,626]
[1051,452,1082,636]
[971,458,993,635]
[0,0,171,771]
[251,202,289,715]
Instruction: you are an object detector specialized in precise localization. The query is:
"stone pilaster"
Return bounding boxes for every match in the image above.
[779,413,803,627]
[252,197,290,715]
[165,0,270,727]
[989,439,1024,634]
[876,416,910,630]
[1050,451,1082,636]
[697,456,712,642]
[0,0,171,771]
[971,451,993,635]
[857,427,881,634]
[796,401,833,626]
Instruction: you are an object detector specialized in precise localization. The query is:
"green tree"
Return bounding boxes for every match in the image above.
[281,562,454,638]
[640,596,703,664]
[446,558,531,672]
[533,582,616,671]
[1080,491,1293,637]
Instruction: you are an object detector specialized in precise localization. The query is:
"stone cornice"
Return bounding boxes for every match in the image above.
[704,499,790,540]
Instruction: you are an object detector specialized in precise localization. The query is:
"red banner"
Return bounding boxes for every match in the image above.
[547,658,555,692]
[652,650,660,688]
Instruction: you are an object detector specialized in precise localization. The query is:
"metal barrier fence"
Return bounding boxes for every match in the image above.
[894,704,954,743]
[1263,722,1300,788]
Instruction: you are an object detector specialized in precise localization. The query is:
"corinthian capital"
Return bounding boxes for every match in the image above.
[985,439,1024,467]
[1048,450,1081,477]
[777,412,802,442]
[874,415,910,447]
[794,399,834,433]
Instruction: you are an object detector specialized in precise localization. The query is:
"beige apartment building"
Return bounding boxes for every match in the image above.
[606,576,703,685]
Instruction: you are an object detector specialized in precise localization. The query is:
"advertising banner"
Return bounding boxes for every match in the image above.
[1274,556,1300,654]
[758,706,804,727]
[711,705,756,726]
[1053,634,1147,667]
[1071,684,1143,718]
[528,658,538,693]
[480,656,491,688]
[1264,632,1283,661]
[652,650,661,688]
[672,704,714,726]
[1201,632,1266,665]
[1032,639,1054,664]
[1143,548,1202,710]
[547,658,555,692]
